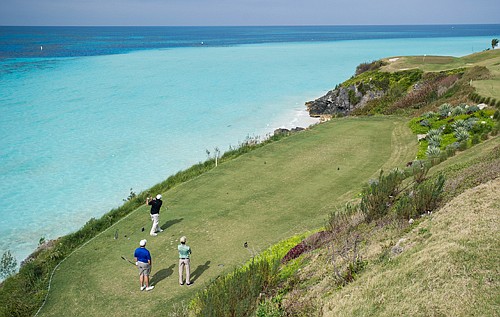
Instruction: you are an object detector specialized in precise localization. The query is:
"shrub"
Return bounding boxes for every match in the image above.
[471,134,481,145]
[404,160,431,184]
[438,103,453,117]
[452,105,466,116]
[394,174,445,219]
[427,128,442,138]
[426,145,441,159]
[355,60,387,76]
[458,140,469,151]
[0,251,17,279]
[419,119,431,128]
[452,119,466,130]
[191,258,280,317]
[427,134,442,148]
[454,127,470,142]
[360,169,406,222]
[422,111,436,119]
[412,174,446,215]
[464,117,478,130]
[466,105,480,114]
[446,143,458,157]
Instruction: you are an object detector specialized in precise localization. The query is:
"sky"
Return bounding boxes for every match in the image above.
[0,0,499,26]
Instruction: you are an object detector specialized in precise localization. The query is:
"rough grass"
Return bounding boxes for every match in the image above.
[266,135,499,317]
[322,177,499,317]
[36,116,416,317]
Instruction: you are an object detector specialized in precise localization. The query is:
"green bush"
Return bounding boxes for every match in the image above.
[426,146,441,159]
[466,105,480,114]
[427,134,442,148]
[0,251,17,280]
[446,143,458,157]
[438,103,453,117]
[360,169,406,222]
[190,233,306,317]
[471,134,481,145]
[451,105,466,116]
[458,140,469,151]
[454,127,470,142]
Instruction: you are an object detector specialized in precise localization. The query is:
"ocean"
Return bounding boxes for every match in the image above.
[1,25,499,266]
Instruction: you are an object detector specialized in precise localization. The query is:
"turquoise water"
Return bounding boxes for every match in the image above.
[0,33,496,264]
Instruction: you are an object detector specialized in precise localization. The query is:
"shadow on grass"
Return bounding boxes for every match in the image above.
[152,264,175,286]
[161,218,183,231]
[190,260,211,283]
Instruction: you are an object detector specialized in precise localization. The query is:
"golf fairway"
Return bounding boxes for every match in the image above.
[37,116,417,316]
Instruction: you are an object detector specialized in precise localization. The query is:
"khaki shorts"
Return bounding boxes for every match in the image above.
[138,262,151,276]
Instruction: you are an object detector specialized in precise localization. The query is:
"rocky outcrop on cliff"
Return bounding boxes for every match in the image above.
[306,84,385,117]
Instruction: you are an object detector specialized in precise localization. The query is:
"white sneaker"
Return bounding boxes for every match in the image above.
[150,233,157,236]
[145,286,155,291]
[158,229,164,232]
[141,285,146,291]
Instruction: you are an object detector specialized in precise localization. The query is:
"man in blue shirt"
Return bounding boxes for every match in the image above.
[134,239,154,291]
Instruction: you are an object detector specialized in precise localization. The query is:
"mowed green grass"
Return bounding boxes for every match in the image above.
[38,116,416,317]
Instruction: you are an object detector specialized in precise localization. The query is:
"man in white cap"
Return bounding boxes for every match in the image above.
[146,194,163,236]
[134,239,154,291]
[178,236,192,286]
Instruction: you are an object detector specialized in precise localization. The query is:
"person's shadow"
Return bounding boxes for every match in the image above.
[151,264,175,286]
[161,218,183,231]
[190,260,211,283]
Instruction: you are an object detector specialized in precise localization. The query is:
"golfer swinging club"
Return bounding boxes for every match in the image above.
[146,194,163,236]
[134,239,154,291]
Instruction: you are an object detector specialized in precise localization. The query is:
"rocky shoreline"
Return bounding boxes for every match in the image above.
[305,83,384,119]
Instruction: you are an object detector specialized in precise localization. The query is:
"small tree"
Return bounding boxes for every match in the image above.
[492,38,499,50]
[0,250,17,279]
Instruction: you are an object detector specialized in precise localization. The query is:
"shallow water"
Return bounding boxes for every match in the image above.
[0,25,498,264]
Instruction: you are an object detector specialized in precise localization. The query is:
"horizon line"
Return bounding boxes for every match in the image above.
[2,23,500,28]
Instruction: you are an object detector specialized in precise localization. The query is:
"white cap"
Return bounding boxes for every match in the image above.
[180,236,186,243]
[139,239,147,247]
[156,194,162,200]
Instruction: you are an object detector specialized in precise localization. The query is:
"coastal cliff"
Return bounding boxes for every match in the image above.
[305,84,385,117]
[305,59,424,117]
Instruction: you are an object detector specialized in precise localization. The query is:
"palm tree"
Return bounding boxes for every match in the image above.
[492,38,499,50]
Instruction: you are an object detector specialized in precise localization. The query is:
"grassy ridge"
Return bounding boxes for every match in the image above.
[36,117,416,316]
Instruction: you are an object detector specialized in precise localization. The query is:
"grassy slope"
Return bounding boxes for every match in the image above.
[38,116,416,316]
[275,136,500,317]
[381,50,500,100]
[322,138,500,316]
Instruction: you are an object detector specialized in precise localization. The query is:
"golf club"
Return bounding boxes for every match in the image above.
[121,256,136,266]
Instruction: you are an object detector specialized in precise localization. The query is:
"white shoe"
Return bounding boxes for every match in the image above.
[145,286,155,291]
[158,229,164,232]
[140,285,146,291]
[150,233,157,236]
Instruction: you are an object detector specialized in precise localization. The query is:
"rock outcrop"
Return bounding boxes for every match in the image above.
[306,84,385,117]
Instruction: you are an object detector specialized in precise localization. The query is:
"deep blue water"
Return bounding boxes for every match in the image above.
[0,24,499,268]
[1,24,499,58]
